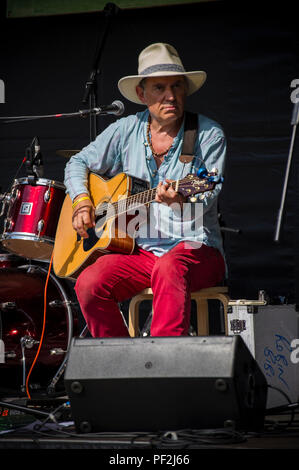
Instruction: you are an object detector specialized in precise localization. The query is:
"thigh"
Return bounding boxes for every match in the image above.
[155,242,225,291]
[77,247,156,302]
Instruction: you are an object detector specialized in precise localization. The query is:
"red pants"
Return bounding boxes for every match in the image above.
[75,242,225,337]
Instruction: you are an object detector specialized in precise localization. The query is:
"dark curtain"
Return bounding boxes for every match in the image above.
[0,1,298,303]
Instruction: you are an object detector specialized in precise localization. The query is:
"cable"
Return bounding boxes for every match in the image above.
[25,251,54,399]
[265,384,297,429]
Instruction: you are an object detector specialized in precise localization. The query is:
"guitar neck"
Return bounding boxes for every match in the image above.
[94,172,218,219]
[95,180,179,218]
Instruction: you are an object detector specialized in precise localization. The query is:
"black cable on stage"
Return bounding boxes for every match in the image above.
[265,384,298,429]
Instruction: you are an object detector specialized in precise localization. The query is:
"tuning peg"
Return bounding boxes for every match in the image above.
[189,196,197,203]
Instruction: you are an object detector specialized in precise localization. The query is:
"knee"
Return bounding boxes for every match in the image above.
[74,263,109,304]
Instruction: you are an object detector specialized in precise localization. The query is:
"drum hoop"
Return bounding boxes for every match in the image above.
[1,232,54,243]
[13,178,65,190]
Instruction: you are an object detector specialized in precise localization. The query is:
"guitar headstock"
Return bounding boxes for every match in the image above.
[178,171,222,199]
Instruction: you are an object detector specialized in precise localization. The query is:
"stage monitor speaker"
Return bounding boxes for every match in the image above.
[64,335,268,433]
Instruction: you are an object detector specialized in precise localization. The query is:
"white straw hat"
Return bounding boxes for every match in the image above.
[118,43,207,104]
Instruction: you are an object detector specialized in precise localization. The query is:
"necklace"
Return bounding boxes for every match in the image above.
[146,116,173,158]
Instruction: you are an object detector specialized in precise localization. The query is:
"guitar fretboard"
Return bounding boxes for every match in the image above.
[95,178,186,219]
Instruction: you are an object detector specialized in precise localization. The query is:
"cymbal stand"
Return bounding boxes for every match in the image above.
[274,100,299,242]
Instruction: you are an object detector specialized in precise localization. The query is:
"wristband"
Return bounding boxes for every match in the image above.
[72,196,90,210]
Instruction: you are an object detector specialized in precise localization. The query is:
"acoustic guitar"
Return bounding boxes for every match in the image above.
[53,171,219,279]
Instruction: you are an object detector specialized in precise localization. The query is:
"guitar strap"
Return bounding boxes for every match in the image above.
[179,111,198,165]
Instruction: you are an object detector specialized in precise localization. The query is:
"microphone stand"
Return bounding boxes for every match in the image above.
[82,2,119,143]
[274,101,299,242]
[0,106,123,124]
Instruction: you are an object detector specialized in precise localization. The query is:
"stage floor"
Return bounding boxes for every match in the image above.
[0,396,298,451]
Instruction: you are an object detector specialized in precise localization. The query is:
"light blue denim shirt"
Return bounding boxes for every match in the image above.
[64,109,226,257]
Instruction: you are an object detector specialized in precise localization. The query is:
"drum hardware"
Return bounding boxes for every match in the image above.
[50,348,67,355]
[47,353,70,395]
[28,264,74,395]
[79,324,89,338]
[0,177,65,261]
[20,335,41,393]
[23,264,39,274]
[3,218,13,232]
[0,253,25,269]
[21,264,75,350]
[0,264,77,395]
[37,219,44,237]
[21,335,40,349]
[47,324,88,395]
[48,299,79,308]
[0,301,17,310]
[44,188,51,203]
[4,351,16,359]
[0,193,11,217]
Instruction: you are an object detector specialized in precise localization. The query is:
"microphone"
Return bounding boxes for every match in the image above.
[79,101,124,118]
[93,100,125,116]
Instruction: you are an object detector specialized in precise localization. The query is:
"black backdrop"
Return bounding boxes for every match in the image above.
[0,0,299,303]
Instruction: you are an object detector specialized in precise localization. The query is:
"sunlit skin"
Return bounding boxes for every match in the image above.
[72,75,188,238]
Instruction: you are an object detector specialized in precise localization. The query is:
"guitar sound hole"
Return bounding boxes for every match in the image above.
[95,210,107,239]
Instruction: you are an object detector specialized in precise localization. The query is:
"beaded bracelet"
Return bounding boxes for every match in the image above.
[72,196,90,210]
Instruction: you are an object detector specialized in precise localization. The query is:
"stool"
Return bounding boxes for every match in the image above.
[128,286,230,337]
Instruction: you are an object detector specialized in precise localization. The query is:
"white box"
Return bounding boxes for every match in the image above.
[227,300,299,409]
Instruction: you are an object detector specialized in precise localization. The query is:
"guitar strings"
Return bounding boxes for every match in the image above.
[95,175,204,220]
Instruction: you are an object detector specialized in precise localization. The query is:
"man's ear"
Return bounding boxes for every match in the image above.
[136,85,146,104]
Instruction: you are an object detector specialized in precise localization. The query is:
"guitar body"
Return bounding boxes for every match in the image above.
[53,169,219,279]
[53,173,137,279]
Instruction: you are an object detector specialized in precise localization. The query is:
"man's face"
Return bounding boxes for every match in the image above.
[136,75,187,124]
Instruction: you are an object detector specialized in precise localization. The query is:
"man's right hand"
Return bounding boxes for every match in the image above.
[72,193,95,239]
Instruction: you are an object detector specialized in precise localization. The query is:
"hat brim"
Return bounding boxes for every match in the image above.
[118,71,207,104]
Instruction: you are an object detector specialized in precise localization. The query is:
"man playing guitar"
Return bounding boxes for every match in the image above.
[63,43,226,338]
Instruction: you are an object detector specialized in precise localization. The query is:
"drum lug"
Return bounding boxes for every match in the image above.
[44,188,51,203]
[9,187,20,206]
[3,218,14,232]
[37,219,44,237]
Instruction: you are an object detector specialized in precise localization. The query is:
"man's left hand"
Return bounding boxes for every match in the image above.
[155,179,186,207]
